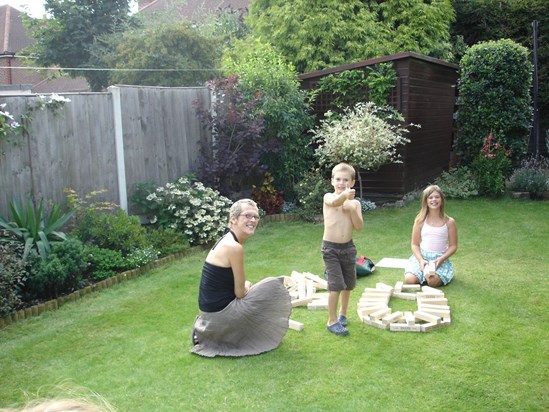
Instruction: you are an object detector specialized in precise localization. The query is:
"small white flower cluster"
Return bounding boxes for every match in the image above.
[312,102,416,170]
[0,103,21,137]
[145,177,232,245]
[35,93,71,111]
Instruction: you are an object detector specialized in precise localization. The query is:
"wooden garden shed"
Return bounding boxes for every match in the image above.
[298,51,459,203]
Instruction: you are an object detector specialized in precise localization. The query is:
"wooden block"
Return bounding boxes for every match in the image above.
[401,283,421,290]
[376,282,394,291]
[369,307,392,320]
[382,311,404,325]
[362,318,390,330]
[311,292,329,299]
[423,261,436,279]
[361,292,391,299]
[418,303,450,311]
[283,276,296,290]
[362,288,392,294]
[289,291,299,299]
[389,323,422,332]
[394,281,404,292]
[306,279,315,297]
[358,305,388,316]
[392,292,417,300]
[418,307,451,318]
[288,319,304,331]
[417,298,448,305]
[359,297,390,304]
[421,285,444,294]
[416,292,445,300]
[404,311,415,326]
[303,272,328,289]
[420,322,450,332]
[291,296,313,307]
[414,311,441,324]
[307,300,328,310]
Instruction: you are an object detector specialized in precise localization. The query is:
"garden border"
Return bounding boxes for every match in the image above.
[0,213,301,330]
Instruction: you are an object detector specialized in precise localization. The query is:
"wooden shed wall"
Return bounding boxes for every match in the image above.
[298,52,458,202]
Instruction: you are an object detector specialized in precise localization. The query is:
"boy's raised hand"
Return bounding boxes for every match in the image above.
[345,184,356,200]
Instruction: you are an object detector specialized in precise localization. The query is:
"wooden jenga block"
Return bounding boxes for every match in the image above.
[382,311,404,325]
[306,279,315,297]
[389,323,421,332]
[421,285,444,294]
[394,281,404,292]
[417,297,448,305]
[307,300,328,310]
[416,292,445,300]
[358,305,388,316]
[359,297,390,304]
[376,282,394,291]
[418,303,450,311]
[401,283,421,290]
[311,292,329,299]
[423,261,436,279]
[361,292,391,299]
[289,291,299,299]
[404,311,416,326]
[283,276,296,290]
[420,321,450,332]
[288,319,304,331]
[369,307,392,320]
[362,318,390,330]
[363,288,392,294]
[418,307,451,318]
[392,292,417,300]
[303,272,328,289]
[291,296,313,307]
[414,311,441,324]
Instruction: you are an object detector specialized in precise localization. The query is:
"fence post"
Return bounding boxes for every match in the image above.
[109,86,128,212]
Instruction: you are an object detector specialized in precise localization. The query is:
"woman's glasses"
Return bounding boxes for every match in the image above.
[240,213,260,221]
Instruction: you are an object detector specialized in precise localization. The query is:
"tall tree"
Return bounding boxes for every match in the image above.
[24,0,138,91]
[247,0,455,74]
[103,22,220,87]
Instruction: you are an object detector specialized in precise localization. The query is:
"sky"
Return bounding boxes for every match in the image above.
[0,0,138,18]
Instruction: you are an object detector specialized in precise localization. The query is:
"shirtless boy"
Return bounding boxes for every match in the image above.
[321,163,364,336]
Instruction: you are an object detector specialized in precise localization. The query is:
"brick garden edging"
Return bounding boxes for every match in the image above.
[0,246,205,330]
[0,213,301,330]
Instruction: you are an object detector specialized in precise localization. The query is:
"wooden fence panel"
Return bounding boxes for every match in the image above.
[0,86,211,218]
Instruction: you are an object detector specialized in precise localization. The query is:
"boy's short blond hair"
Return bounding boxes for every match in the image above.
[331,163,356,179]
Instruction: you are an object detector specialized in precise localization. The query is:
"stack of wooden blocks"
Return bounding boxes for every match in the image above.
[285,271,329,331]
[357,281,451,332]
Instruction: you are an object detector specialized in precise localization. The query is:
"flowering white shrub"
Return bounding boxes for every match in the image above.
[145,177,232,245]
[311,102,417,197]
[312,102,415,171]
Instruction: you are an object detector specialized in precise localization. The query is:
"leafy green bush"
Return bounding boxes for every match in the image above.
[222,38,315,199]
[72,208,147,255]
[27,238,88,300]
[0,197,75,260]
[456,39,532,165]
[471,132,513,197]
[85,245,126,281]
[509,156,549,199]
[142,176,232,245]
[0,238,28,316]
[294,168,333,222]
[434,166,479,199]
[144,227,190,257]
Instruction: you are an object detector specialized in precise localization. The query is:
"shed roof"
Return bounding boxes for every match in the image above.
[298,52,459,81]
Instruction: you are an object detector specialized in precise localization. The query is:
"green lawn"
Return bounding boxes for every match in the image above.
[0,198,547,411]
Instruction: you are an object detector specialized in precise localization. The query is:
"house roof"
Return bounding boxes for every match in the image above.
[0,4,89,93]
[1,5,32,53]
[138,0,249,20]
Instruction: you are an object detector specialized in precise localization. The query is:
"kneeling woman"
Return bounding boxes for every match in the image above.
[191,199,292,357]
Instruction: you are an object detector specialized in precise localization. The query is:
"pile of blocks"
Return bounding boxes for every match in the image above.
[284,271,329,331]
[357,281,451,332]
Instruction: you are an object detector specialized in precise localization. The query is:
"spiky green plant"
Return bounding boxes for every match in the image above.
[0,197,75,260]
